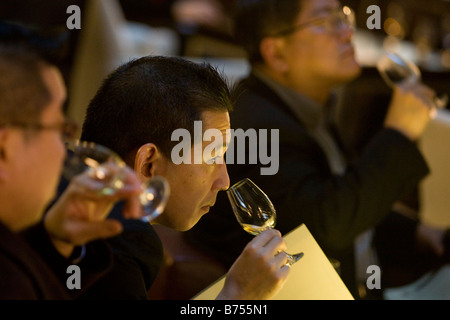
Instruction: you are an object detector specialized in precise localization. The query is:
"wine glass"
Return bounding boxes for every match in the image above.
[377,51,448,111]
[227,178,304,266]
[63,140,170,223]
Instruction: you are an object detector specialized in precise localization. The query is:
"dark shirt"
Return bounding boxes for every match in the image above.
[78,203,163,300]
[54,177,164,300]
[0,221,111,299]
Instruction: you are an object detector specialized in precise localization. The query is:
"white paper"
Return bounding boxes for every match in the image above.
[193,224,354,300]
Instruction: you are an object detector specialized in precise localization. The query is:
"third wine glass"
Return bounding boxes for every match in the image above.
[377,51,448,111]
[227,178,304,266]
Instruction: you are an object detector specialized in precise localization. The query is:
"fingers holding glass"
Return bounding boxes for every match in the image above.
[63,140,170,223]
[227,178,304,266]
[377,51,448,118]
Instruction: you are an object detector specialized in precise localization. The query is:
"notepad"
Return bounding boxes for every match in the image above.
[193,224,354,300]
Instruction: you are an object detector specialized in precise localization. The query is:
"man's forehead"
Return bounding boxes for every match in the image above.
[200,110,231,132]
[301,0,341,17]
[41,65,67,109]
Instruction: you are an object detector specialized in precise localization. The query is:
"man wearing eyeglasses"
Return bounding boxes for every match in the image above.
[0,41,144,299]
[186,0,449,299]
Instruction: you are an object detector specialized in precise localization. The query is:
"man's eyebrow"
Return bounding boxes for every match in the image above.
[310,6,339,17]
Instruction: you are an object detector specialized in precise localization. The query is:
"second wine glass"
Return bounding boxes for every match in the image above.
[63,140,170,223]
[377,51,448,110]
[227,178,304,266]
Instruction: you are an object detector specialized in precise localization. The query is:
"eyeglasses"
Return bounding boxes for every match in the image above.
[269,6,355,37]
[0,119,78,140]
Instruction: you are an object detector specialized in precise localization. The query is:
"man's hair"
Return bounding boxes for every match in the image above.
[0,43,51,126]
[0,20,68,66]
[81,55,233,161]
[233,0,303,64]
[0,21,68,127]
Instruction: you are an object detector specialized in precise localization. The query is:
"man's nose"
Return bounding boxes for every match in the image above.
[214,162,230,192]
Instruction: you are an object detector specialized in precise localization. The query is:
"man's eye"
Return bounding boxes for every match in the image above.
[206,157,219,164]
[207,155,226,165]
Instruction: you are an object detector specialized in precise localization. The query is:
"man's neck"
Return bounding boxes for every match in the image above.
[255,65,331,106]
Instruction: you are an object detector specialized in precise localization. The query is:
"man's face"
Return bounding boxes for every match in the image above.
[153,110,231,231]
[276,0,361,91]
[4,66,67,230]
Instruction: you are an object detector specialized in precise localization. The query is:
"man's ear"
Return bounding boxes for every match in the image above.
[260,36,289,73]
[0,129,9,181]
[0,128,8,161]
[135,143,162,179]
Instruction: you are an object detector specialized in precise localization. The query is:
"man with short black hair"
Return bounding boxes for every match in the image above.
[0,41,143,299]
[185,0,448,299]
[78,55,291,300]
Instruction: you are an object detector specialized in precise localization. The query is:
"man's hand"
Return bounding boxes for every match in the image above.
[384,81,437,141]
[217,229,290,300]
[44,165,142,258]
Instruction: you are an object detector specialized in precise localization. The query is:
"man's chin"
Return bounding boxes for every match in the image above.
[183,210,210,231]
[152,208,208,231]
[335,65,362,86]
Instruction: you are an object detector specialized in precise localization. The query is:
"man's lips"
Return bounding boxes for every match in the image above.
[201,201,216,212]
[340,45,355,57]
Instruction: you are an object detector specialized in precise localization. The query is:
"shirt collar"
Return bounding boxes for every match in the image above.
[252,68,327,130]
